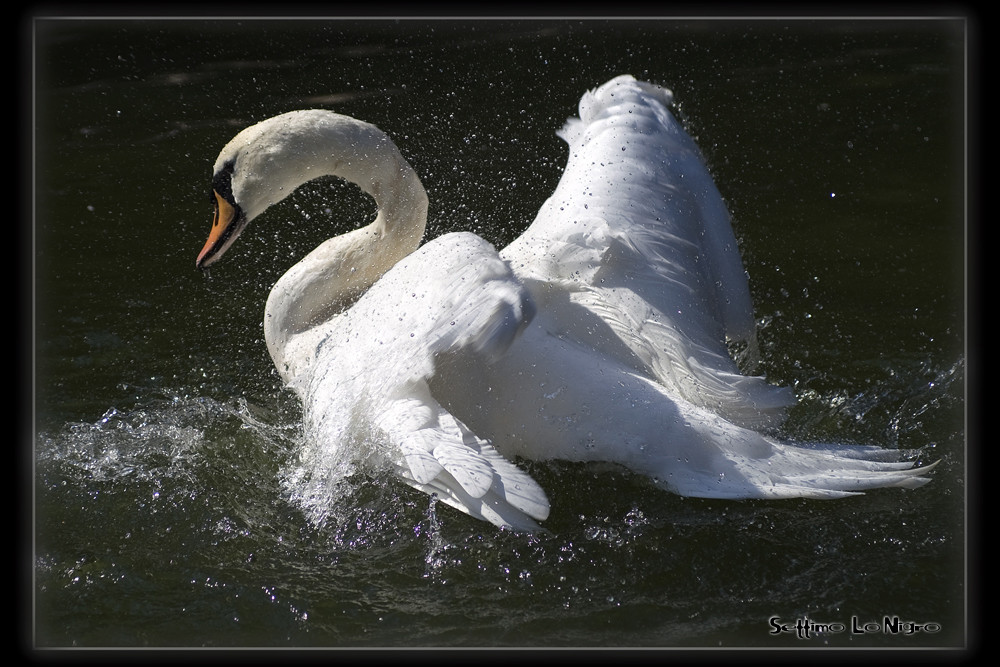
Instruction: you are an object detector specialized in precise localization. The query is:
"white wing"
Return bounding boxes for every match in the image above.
[503,75,794,429]
[298,232,548,530]
[378,382,549,531]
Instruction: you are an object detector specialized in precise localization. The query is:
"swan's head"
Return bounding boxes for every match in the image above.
[197,111,321,269]
[196,110,368,270]
[196,109,426,270]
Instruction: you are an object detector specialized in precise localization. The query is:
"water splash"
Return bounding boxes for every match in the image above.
[422,494,447,577]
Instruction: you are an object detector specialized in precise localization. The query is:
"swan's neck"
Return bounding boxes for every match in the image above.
[261,126,429,384]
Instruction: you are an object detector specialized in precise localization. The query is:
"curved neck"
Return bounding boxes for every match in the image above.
[263,133,428,384]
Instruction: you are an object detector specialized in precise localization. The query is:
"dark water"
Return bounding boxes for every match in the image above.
[32,18,967,649]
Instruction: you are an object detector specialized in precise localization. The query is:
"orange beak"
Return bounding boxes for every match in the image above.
[196,190,244,269]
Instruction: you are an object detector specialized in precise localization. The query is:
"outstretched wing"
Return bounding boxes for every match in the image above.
[300,232,548,530]
[503,75,794,429]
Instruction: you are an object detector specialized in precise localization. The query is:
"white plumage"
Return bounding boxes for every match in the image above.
[196,75,934,531]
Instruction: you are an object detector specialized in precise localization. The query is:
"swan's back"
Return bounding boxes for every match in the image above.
[502,75,794,428]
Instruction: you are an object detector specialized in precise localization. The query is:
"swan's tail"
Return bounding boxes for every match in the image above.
[660,431,938,500]
[745,444,937,499]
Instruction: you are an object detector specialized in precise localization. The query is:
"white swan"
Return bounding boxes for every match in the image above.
[196,75,934,531]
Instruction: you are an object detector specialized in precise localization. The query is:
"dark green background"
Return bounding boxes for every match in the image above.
[33,18,966,648]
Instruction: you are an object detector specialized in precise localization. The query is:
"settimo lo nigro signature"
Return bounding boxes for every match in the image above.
[769,615,941,639]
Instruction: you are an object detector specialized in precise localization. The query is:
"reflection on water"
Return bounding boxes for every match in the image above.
[33,18,966,648]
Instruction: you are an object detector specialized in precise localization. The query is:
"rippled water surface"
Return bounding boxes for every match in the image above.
[32,17,968,649]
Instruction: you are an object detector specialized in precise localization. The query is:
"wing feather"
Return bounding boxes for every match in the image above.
[503,75,794,427]
[301,233,549,530]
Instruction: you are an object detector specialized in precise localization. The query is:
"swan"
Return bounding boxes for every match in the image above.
[196,75,935,531]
